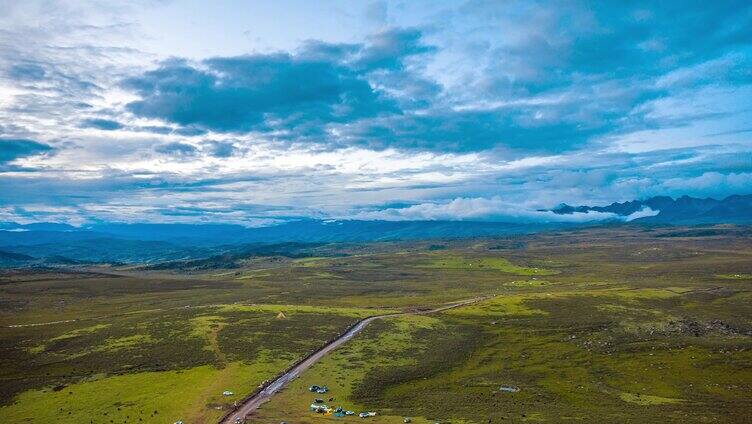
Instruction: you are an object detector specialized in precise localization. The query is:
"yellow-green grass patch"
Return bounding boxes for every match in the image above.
[218,303,397,318]
[619,392,685,405]
[419,254,558,276]
[0,359,287,424]
[50,323,111,342]
[445,294,548,318]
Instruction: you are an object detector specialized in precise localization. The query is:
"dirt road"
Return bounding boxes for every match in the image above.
[220,297,488,424]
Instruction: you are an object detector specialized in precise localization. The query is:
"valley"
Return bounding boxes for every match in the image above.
[1,226,751,423]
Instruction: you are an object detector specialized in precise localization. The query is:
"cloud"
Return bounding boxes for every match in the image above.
[342,109,606,152]
[7,63,46,81]
[123,54,397,133]
[154,142,197,156]
[437,0,752,149]
[116,2,752,155]
[80,118,123,131]
[354,27,435,71]
[660,172,752,195]
[0,2,750,226]
[203,140,236,158]
[625,207,660,221]
[458,0,752,83]
[350,196,621,222]
[0,138,54,163]
[364,1,388,25]
[121,28,442,148]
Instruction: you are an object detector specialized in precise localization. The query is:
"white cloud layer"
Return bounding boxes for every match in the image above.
[349,196,622,222]
[0,1,750,225]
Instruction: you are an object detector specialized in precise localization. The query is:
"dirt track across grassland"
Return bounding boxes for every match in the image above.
[220,296,489,424]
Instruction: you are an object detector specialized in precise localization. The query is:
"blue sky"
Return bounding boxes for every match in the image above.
[0,0,750,225]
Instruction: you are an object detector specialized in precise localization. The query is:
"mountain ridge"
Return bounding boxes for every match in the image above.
[1,194,750,266]
[551,194,752,224]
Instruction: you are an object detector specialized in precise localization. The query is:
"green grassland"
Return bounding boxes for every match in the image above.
[2,225,752,422]
[418,254,559,276]
[0,302,380,423]
[248,226,752,424]
[254,288,752,423]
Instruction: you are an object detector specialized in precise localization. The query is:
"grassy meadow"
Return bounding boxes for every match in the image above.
[2,225,751,422]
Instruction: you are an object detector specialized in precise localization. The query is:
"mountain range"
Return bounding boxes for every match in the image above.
[550,194,752,224]
[0,220,564,266]
[1,194,749,266]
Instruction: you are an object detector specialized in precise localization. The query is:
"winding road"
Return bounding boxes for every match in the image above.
[220,297,489,424]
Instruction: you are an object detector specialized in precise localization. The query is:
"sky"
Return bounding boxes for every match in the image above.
[0,0,751,225]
